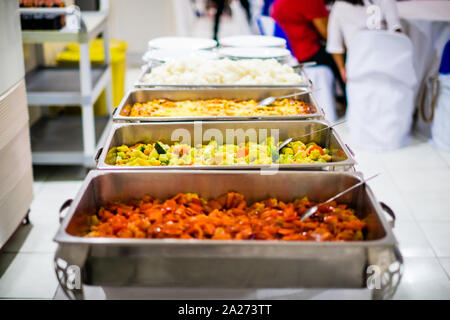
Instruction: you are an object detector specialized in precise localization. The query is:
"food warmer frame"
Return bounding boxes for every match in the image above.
[95,120,356,171]
[112,87,324,123]
[54,170,402,300]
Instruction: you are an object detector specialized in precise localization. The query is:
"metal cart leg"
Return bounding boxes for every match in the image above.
[79,42,96,167]
[102,26,114,115]
[34,43,51,117]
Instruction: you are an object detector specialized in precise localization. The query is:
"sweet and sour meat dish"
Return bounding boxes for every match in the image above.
[85,192,367,241]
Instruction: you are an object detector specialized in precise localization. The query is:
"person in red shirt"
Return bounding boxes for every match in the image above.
[271,0,345,96]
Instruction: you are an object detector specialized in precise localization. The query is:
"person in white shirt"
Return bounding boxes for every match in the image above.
[326,0,402,83]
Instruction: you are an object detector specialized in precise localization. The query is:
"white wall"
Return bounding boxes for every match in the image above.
[108,0,177,64]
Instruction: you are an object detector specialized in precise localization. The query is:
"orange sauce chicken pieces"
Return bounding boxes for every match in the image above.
[85,192,366,241]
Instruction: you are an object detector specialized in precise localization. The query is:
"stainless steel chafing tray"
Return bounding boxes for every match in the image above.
[95,120,356,171]
[54,170,402,300]
[134,61,312,88]
[113,87,324,122]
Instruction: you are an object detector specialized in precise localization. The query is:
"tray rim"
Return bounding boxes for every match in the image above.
[95,120,357,170]
[54,170,397,248]
[112,86,325,122]
[133,61,313,89]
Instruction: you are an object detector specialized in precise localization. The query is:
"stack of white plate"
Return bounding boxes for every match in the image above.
[144,36,218,63]
[0,79,33,248]
[148,37,218,51]
[218,35,292,64]
[219,35,286,48]
[143,49,219,63]
[218,47,292,64]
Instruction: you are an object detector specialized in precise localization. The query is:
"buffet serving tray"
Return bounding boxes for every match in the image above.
[96,120,356,171]
[134,61,312,88]
[113,87,324,122]
[54,170,401,298]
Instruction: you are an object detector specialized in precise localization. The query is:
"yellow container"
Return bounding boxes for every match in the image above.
[65,39,127,53]
[56,39,127,116]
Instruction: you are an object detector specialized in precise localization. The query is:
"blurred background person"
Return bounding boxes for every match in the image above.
[270,0,346,97]
[261,0,275,16]
[326,0,402,83]
[213,0,252,41]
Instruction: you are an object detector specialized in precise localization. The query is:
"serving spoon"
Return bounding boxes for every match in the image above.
[276,119,346,153]
[292,61,317,69]
[300,173,380,222]
[257,89,319,107]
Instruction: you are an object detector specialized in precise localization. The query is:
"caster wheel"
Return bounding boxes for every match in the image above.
[22,210,30,225]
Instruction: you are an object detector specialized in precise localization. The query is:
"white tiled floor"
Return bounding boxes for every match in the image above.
[392,258,450,300]
[0,253,58,299]
[0,166,86,299]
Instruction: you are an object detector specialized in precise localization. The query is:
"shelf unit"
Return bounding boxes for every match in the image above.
[20,2,113,167]
[30,115,110,165]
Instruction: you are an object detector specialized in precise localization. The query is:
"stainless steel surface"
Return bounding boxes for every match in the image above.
[300,173,380,222]
[25,66,109,106]
[0,0,25,96]
[276,119,346,152]
[0,2,33,250]
[96,120,355,171]
[113,87,324,122]
[20,3,113,168]
[134,61,312,88]
[0,166,33,250]
[20,10,108,43]
[30,115,111,167]
[54,170,401,291]
[257,90,312,106]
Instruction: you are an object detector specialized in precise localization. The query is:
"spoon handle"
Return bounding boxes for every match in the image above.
[299,174,379,222]
[292,61,317,69]
[277,119,346,151]
[277,89,318,100]
[294,119,346,140]
[323,173,380,204]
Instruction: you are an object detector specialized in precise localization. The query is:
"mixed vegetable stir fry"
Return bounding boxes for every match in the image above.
[84,192,367,241]
[105,138,332,166]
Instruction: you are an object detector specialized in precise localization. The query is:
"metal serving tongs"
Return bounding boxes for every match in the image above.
[276,119,346,153]
[300,173,380,222]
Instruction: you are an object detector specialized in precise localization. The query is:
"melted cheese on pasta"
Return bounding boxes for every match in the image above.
[120,99,314,117]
